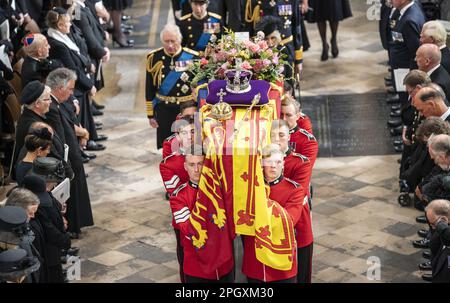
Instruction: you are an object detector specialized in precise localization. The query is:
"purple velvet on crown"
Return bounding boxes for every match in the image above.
[205,80,270,106]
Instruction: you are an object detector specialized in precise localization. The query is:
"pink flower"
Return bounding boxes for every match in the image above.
[272,55,279,65]
[215,51,228,62]
[242,61,252,70]
[248,43,260,54]
[258,40,268,50]
[263,59,271,67]
[221,62,229,70]
[229,48,237,56]
[200,58,209,66]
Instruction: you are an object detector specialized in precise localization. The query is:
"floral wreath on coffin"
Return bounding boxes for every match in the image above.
[189,29,289,87]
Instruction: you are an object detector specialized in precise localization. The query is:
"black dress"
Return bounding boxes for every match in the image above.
[103,0,132,11]
[308,0,352,22]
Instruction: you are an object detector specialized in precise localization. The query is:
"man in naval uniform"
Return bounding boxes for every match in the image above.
[179,0,223,53]
[145,24,199,149]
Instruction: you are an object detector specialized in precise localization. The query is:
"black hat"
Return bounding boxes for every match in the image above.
[32,157,65,183]
[0,206,27,232]
[0,248,40,280]
[255,16,283,37]
[22,175,52,207]
[20,81,45,105]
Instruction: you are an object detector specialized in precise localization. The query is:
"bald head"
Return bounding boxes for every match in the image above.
[24,33,50,59]
[416,44,442,72]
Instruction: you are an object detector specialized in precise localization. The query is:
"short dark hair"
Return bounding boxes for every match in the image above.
[416,117,450,140]
[180,101,197,115]
[403,70,431,87]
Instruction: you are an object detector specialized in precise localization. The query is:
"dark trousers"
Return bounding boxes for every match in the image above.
[155,102,180,149]
[174,229,185,283]
[48,265,65,283]
[297,243,313,283]
[247,276,296,283]
[185,271,234,283]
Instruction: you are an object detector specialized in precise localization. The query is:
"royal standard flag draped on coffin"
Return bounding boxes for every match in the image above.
[188,80,297,273]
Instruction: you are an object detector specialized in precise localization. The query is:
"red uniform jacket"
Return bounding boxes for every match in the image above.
[242,176,304,282]
[289,125,318,167]
[283,148,312,197]
[297,113,313,135]
[159,152,189,196]
[283,149,314,248]
[162,134,178,159]
[170,181,234,280]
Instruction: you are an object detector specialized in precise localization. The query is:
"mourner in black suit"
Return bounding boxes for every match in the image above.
[21,33,62,88]
[46,8,105,151]
[416,44,450,101]
[46,68,94,236]
[425,200,450,283]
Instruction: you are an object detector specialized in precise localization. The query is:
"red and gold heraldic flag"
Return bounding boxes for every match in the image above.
[188,83,297,274]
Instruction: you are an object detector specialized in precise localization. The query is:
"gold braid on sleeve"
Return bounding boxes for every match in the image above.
[245,0,261,28]
[146,55,164,87]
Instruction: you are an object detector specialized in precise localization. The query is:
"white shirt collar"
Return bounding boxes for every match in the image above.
[427,64,441,76]
[440,107,450,121]
[399,1,414,19]
[440,45,447,50]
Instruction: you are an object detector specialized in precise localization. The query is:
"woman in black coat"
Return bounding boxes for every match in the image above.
[308,0,352,61]
[45,8,102,146]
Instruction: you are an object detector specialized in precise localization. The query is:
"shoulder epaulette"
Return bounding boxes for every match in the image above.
[164,134,176,142]
[300,128,316,141]
[183,47,199,56]
[171,182,187,197]
[162,152,177,164]
[292,152,310,162]
[147,47,163,59]
[208,12,222,20]
[180,13,192,21]
[285,178,300,188]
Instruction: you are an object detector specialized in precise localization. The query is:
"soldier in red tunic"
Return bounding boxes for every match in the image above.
[242,144,304,283]
[169,148,234,283]
[162,115,196,158]
[270,120,314,283]
[280,97,318,167]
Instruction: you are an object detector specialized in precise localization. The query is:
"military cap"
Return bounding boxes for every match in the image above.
[0,248,40,280]
[0,206,27,232]
[20,80,45,105]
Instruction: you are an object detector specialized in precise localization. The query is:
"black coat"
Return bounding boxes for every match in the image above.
[29,217,49,283]
[47,36,94,96]
[21,56,63,88]
[389,2,425,69]
[59,98,94,233]
[14,107,72,180]
[431,221,450,283]
[35,193,71,268]
[441,47,450,76]
[46,96,67,146]
[72,4,106,61]
[379,1,392,51]
[430,65,450,101]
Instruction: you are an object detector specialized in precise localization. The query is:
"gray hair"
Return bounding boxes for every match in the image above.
[5,188,40,210]
[428,134,450,156]
[160,23,182,43]
[24,85,52,110]
[46,68,77,90]
[418,43,442,66]
[24,34,47,57]
[422,21,447,46]
[425,199,450,217]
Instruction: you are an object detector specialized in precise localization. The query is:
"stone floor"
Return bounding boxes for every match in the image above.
[0,1,430,283]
